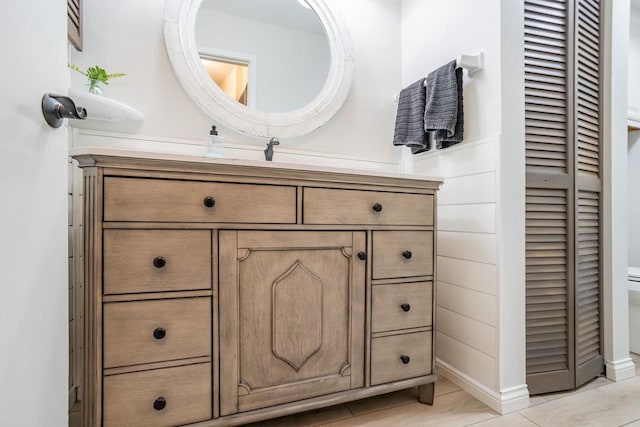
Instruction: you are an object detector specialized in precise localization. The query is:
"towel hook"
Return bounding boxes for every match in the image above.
[41,93,87,128]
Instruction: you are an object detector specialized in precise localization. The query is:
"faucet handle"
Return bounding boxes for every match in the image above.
[265,137,279,161]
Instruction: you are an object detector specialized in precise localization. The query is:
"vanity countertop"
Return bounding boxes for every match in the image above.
[69,147,443,186]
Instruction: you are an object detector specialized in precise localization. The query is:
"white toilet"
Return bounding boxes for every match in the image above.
[629,267,640,354]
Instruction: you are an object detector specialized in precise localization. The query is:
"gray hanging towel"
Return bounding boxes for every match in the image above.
[393,78,429,154]
[424,60,464,149]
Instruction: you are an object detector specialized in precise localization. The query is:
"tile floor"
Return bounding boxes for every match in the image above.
[69,354,640,426]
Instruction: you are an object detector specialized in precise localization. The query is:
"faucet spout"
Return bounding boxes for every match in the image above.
[264,137,280,161]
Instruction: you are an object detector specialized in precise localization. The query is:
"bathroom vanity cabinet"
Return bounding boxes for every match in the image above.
[72,148,442,426]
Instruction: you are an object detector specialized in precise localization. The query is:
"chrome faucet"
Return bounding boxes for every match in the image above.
[264,137,280,161]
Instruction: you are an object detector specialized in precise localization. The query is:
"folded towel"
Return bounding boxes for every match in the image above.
[424,60,464,149]
[393,78,429,154]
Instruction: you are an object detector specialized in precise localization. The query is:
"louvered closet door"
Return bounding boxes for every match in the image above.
[525,0,575,394]
[573,0,603,388]
[524,0,603,395]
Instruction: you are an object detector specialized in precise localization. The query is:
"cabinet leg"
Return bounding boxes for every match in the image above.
[418,383,435,405]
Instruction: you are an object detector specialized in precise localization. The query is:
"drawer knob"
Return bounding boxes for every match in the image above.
[401,303,411,312]
[152,256,166,268]
[153,327,166,340]
[153,396,167,411]
[372,203,383,212]
[203,196,216,208]
[402,250,413,259]
[357,251,367,261]
[400,354,411,364]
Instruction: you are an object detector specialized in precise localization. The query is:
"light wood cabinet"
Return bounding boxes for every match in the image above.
[303,187,434,225]
[372,231,434,279]
[103,363,212,427]
[103,229,212,294]
[219,231,365,414]
[103,298,211,368]
[73,149,441,426]
[370,331,432,386]
[372,281,433,333]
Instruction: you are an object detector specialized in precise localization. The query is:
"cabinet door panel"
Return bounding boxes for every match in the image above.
[219,231,365,415]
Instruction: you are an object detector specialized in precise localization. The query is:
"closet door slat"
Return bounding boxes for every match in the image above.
[68,0,82,50]
[525,187,573,388]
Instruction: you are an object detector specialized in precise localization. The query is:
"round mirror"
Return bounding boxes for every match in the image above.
[196,0,330,113]
[164,0,354,139]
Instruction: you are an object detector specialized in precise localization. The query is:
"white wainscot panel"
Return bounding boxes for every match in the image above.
[438,231,496,265]
[437,256,497,295]
[437,281,496,326]
[437,172,496,206]
[436,331,496,388]
[438,204,496,234]
[437,306,496,357]
[411,137,498,178]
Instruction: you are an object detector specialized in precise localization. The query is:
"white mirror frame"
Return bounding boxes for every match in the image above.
[163,0,354,139]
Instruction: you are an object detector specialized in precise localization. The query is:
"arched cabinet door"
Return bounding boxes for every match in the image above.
[219,230,365,416]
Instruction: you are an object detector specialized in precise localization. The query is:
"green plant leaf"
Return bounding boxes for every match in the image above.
[68,62,88,78]
[69,64,125,85]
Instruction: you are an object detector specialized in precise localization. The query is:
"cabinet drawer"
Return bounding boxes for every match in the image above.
[103,363,212,427]
[372,231,433,279]
[371,332,432,386]
[303,188,433,225]
[103,229,211,295]
[104,177,296,223]
[372,282,433,333]
[103,298,211,368]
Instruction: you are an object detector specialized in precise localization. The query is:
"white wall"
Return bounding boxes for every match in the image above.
[69,0,402,164]
[628,6,640,111]
[196,9,330,113]
[409,138,500,387]
[602,0,635,381]
[629,6,640,267]
[0,0,69,425]
[630,131,640,266]
[400,0,501,396]
[400,0,501,143]
[497,0,526,407]
[400,0,528,414]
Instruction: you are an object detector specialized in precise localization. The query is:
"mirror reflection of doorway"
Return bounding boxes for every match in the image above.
[200,55,250,106]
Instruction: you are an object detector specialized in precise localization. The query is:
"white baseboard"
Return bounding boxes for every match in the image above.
[606,357,636,381]
[437,358,529,415]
